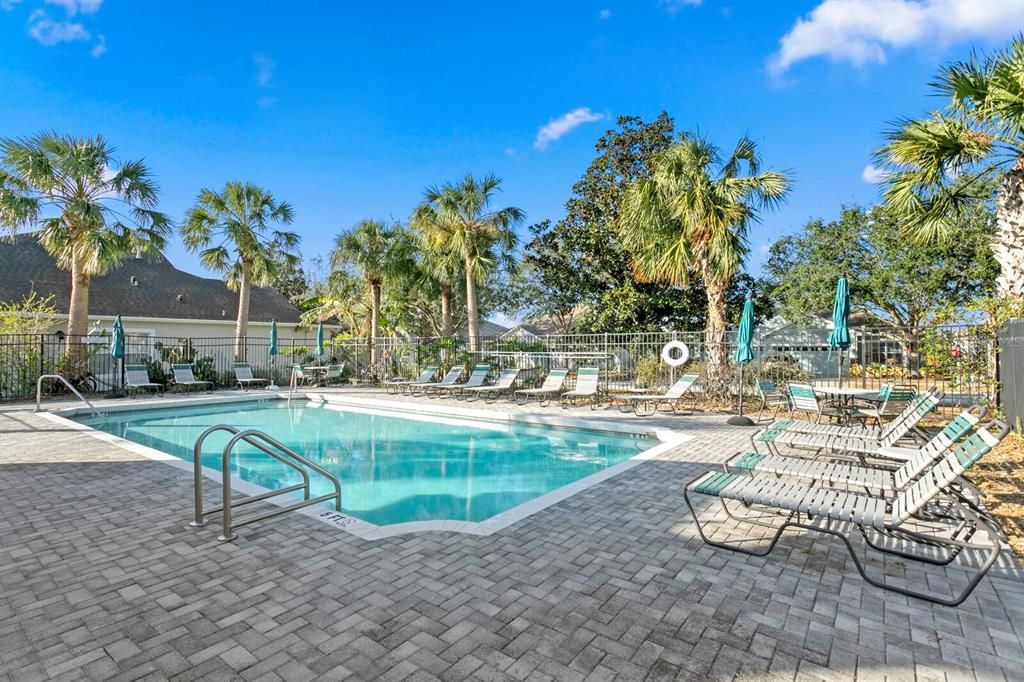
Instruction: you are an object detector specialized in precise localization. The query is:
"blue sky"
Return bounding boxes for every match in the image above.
[2,0,1021,286]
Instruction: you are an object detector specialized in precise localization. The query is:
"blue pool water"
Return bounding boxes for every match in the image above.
[76,400,651,525]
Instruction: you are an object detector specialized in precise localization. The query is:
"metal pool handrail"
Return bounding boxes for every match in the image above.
[35,374,100,417]
[191,424,342,541]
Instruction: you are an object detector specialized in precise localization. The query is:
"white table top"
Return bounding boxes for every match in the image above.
[813,386,879,397]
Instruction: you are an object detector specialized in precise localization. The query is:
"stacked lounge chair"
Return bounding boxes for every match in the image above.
[438,364,491,399]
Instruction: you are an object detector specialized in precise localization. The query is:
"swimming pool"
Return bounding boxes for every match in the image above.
[75,399,655,528]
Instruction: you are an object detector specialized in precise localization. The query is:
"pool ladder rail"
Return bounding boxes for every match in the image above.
[34,374,102,417]
[191,424,342,541]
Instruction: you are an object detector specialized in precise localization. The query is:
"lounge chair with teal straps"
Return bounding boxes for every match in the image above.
[433,364,491,398]
[383,366,437,394]
[514,368,569,407]
[618,373,700,416]
[559,367,601,409]
[686,418,1010,606]
[409,366,464,397]
[171,363,213,393]
[463,368,520,402]
[727,405,988,493]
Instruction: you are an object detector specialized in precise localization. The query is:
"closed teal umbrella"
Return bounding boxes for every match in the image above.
[269,319,278,357]
[111,314,125,394]
[828,277,851,387]
[728,298,756,426]
[316,322,325,359]
[110,314,125,360]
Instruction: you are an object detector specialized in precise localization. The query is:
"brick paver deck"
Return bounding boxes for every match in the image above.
[1,391,1022,681]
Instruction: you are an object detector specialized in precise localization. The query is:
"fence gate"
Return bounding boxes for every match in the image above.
[1000,319,1024,431]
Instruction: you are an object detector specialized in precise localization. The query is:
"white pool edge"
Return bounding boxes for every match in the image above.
[39,391,692,541]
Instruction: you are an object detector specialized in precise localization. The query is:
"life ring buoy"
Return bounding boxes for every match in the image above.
[661,340,690,367]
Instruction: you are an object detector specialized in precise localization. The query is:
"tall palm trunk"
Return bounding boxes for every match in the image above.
[370,280,381,364]
[235,260,251,360]
[995,166,1024,299]
[464,257,480,352]
[440,281,453,337]
[703,264,730,398]
[66,258,91,373]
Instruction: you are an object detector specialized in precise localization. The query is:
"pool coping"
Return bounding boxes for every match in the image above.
[38,391,692,541]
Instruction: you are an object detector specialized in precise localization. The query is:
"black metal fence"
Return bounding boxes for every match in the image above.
[2,323,1019,414]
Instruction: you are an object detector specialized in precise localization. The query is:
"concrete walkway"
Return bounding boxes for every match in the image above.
[0,390,1022,681]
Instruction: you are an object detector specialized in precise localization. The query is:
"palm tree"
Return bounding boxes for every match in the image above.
[410,208,462,337]
[332,219,413,362]
[878,37,1024,298]
[181,182,298,360]
[413,174,523,351]
[0,132,170,365]
[619,135,790,392]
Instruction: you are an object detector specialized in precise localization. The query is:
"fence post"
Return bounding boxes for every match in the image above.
[859,324,866,389]
[38,334,44,380]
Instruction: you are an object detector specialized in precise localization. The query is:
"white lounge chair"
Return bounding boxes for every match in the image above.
[409,366,464,397]
[686,419,1010,606]
[323,363,345,386]
[560,367,601,409]
[234,362,270,390]
[383,366,437,394]
[171,363,214,393]
[514,369,569,407]
[786,382,848,423]
[618,373,699,416]
[727,406,988,493]
[435,364,491,399]
[125,364,163,397]
[463,368,520,402]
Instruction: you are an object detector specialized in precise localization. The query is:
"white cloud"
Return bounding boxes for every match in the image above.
[598,8,611,20]
[257,96,278,109]
[504,147,518,158]
[28,11,91,46]
[253,53,276,87]
[861,164,890,184]
[768,0,1021,76]
[660,0,703,13]
[45,0,102,16]
[90,33,105,57]
[534,107,605,150]
[1,0,23,11]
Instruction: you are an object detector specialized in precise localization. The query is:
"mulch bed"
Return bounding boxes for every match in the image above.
[967,432,1024,562]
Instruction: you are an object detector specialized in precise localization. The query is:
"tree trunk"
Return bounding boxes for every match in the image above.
[370,281,381,365]
[440,281,453,338]
[995,166,1024,298]
[235,261,251,361]
[464,258,480,353]
[66,257,91,374]
[703,269,730,399]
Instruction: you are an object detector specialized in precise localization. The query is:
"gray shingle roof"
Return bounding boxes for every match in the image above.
[0,234,303,323]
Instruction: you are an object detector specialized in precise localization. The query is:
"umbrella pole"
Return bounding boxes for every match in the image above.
[727,362,755,426]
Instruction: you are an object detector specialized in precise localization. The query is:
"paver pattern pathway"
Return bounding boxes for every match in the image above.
[1,391,1022,681]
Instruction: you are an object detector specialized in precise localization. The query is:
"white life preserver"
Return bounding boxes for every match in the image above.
[660,340,690,367]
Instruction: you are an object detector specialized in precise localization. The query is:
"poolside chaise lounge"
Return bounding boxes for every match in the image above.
[463,368,520,402]
[234,362,270,390]
[408,366,464,397]
[514,368,569,407]
[619,373,699,416]
[851,383,917,427]
[383,366,438,394]
[171,364,214,393]
[435,364,491,399]
[754,380,789,422]
[323,363,345,386]
[686,419,1010,606]
[125,364,164,397]
[559,367,601,409]
[727,405,988,493]
[753,389,942,456]
[759,386,940,439]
